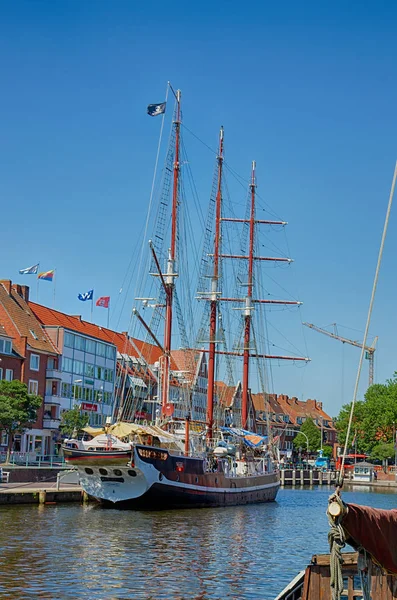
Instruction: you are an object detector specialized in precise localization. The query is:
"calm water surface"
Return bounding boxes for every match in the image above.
[0,486,395,600]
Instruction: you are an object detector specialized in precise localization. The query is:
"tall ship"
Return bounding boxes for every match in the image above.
[64,87,308,509]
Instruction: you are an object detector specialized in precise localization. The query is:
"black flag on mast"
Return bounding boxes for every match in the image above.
[147,102,166,117]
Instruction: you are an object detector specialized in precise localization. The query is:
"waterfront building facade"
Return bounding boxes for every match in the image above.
[30,304,118,429]
[0,281,59,456]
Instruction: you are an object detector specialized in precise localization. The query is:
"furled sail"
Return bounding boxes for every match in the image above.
[341,502,397,574]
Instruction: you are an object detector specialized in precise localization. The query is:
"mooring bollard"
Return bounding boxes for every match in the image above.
[292,469,296,486]
[39,490,46,504]
[300,470,304,486]
[310,470,313,485]
[319,471,323,485]
[281,470,285,486]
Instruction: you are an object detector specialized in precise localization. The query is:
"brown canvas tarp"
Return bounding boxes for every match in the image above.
[342,502,397,574]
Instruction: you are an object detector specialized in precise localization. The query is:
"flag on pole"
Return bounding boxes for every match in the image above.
[19,263,39,275]
[78,289,94,302]
[147,102,166,117]
[37,270,55,281]
[96,296,110,308]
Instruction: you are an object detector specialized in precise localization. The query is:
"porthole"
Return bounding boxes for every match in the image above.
[114,469,122,477]
[99,468,108,476]
[195,477,198,483]
[128,469,137,477]
[85,468,94,475]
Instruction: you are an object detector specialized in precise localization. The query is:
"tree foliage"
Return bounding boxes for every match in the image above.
[370,443,395,462]
[321,445,333,459]
[293,417,321,452]
[0,380,42,463]
[59,406,89,438]
[334,374,397,455]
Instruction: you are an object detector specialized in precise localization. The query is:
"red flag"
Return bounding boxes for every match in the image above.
[96,296,110,308]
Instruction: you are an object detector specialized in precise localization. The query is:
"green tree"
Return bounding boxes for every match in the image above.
[370,443,395,463]
[59,406,89,438]
[293,417,321,452]
[321,445,333,459]
[0,380,42,463]
[334,374,397,455]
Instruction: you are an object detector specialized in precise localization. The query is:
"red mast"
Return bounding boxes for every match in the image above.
[242,161,256,429]
[206,126,224,441]
[161,89,181,415]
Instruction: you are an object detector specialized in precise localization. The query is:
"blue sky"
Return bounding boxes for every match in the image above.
[1,1,397,417]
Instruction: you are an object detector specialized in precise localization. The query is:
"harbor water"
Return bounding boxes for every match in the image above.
[0,486,395,600]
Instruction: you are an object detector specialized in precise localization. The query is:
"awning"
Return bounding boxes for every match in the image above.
[220,427,268,448]
[82,426,105,437]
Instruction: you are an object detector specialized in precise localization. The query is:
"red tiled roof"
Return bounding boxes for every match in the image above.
[0,282,58,356]
[171,349,200,380]
[215,381,240,407]
[29,301,173,368]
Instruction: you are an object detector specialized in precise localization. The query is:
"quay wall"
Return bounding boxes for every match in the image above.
[0,489,84,505]
[2,466,75,484]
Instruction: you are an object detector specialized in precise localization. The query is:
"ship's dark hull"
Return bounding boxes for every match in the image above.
[76,444,280,510]
[100,476,279,509]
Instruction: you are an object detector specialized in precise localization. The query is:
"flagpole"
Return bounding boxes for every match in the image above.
[107,299,110,329]
[53,269,56,308]
[34,263,39,302]
[91,295,93,323]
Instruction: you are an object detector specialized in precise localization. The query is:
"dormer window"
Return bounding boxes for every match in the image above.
[0,339,12,354]
[30,329,38,340]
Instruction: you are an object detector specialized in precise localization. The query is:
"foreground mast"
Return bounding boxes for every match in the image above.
[161,89,181,415]
[242,161,256,428]
[206,127,224,441]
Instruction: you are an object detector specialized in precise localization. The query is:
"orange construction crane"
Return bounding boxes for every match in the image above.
[303,322,378,387]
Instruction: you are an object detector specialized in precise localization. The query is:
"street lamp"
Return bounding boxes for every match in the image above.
[299,431,310,451]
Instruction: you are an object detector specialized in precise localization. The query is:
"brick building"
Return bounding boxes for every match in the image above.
[0,281,59,455]
[252,392,336,456]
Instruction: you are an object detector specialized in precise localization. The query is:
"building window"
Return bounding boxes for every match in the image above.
[0,368,2,379]
[74,336,86,352]
[85,363,94,377]
[30,354,40,371]
[95,366,104,380]
[62,357,73,373]
[28,380,39,395]
[73,360,84,375]
[0,339,12,354]
[61,382,71,398]
[86,339,96,354]
[106,345,116,360]
[96,342,106,357]
[64,332,74,348]
[104,368,114,383]
[5,369,13,381]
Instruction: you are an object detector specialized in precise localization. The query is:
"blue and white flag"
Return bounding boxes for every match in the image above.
[19,263,39,275]
[78,289,93,302]
[147,102,166,117]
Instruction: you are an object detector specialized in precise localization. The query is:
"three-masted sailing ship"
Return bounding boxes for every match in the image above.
[65,87,307,509]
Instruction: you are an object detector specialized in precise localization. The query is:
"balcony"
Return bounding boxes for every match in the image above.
[43,417,61,430]
[46,368,62,380]
[44,394,62,407]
